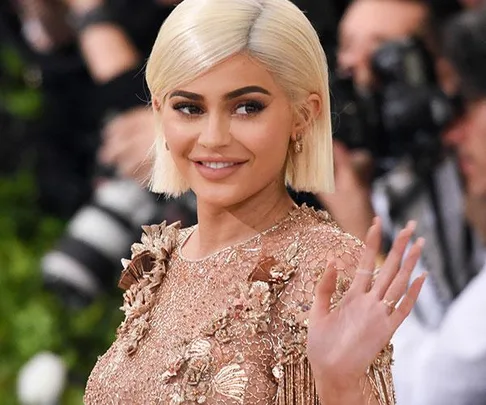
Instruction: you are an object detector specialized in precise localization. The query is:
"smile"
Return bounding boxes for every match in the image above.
[193,159,246,181]
[199,161,238,169]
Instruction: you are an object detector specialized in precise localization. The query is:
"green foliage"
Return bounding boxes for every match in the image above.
[0,172,123,405]
[0,46,43,119]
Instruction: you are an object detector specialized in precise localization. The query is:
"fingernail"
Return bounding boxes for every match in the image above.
[406,220,417,232]
[420,271,428,279]
[416,237,426,248]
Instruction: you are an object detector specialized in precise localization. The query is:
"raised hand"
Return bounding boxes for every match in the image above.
[98,107,155,185]
[307,218,426,398]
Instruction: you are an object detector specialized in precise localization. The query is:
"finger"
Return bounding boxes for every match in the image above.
[348,218,381,295]
[382,238,424,303]
[390,273,427,328]
[313,260,338,315]
[99,133,139,165]
[372,221,416,299]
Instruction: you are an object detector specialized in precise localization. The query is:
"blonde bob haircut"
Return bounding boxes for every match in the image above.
[146,0,334,196]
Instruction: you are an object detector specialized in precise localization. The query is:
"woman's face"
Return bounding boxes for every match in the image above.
[160,54,299,207]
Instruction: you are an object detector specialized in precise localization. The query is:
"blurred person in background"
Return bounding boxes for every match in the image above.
[322,0,486,403]
[387,7,486,404]
[322,0,481,331]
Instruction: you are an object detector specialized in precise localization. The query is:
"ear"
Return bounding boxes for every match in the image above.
[292,93,322,140]
[152,96,162,112]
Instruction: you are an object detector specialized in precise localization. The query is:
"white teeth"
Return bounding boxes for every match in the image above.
[201,162,237,169]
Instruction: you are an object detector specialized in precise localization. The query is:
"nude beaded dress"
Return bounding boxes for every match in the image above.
[84,205,395,404]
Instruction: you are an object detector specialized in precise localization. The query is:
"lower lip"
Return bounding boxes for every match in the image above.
[194,161,245,180]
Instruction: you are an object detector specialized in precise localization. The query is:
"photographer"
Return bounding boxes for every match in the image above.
[322,0,480,326]
[321,1,486,403]
[385,7,486,404]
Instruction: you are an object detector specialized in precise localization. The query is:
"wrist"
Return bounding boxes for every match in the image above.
[69,3,115,33]
[314,374,366,405]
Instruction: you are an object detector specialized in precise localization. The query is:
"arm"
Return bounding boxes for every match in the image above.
[66,0,140,83]
[274,222,401,405]
[306,220,425,405]
[312,251,395,405]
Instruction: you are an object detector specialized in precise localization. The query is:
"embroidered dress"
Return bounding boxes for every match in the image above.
[84,205,395,404]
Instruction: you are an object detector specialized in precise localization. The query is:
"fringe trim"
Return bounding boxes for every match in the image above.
[275,356,320,405]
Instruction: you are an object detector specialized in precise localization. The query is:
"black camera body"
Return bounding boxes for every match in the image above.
[332,37,460,175]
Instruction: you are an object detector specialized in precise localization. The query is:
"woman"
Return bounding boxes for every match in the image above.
[84,0,426,403]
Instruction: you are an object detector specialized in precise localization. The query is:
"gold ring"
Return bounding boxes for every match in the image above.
[382,299,396,313]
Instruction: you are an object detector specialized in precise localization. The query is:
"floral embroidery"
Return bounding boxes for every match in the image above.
[117,221,180,355]
[162,339,248,404]
[202,241,300,343]
[163,241,301,404]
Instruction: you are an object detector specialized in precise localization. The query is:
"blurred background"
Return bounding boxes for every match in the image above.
[1,0,486,404]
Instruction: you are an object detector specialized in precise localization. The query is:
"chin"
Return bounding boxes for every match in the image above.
[193,185,253,208]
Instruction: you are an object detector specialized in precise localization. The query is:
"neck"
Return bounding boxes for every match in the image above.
[185,182,295,260]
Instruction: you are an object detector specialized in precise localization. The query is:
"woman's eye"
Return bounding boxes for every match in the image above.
[235,101,265,115]
[173,103,203,115]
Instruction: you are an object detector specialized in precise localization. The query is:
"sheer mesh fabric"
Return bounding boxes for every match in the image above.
[84,205,395,404]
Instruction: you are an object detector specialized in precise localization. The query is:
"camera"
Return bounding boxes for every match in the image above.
[41,175,196,309]
[332,36,462,175]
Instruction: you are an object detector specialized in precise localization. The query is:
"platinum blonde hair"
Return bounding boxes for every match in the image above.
[146,0,334,196]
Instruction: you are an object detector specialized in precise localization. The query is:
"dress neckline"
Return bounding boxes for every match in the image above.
[177,204,300,263]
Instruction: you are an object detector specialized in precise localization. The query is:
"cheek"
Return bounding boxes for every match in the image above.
[162,116,197,156]
[233,118,291,166]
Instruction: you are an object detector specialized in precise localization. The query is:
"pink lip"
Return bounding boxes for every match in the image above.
[193,161,246,181]
[191,157,247,164]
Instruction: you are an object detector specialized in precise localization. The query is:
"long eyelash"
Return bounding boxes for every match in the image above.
[172,102,204,117]
[235,100,266,116]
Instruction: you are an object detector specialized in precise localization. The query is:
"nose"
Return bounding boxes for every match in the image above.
[442,117,468,149]
[198,113,231,149]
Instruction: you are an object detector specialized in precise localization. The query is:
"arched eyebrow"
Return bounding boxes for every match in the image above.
[224,86,271,100]
[169,86,271,101]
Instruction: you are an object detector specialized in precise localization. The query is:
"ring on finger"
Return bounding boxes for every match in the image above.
[382,298,397,314]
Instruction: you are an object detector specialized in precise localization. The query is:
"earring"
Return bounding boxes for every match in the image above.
[294,134,303,154]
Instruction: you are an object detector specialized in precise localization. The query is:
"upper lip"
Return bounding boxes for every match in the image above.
[191,157,247,163]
